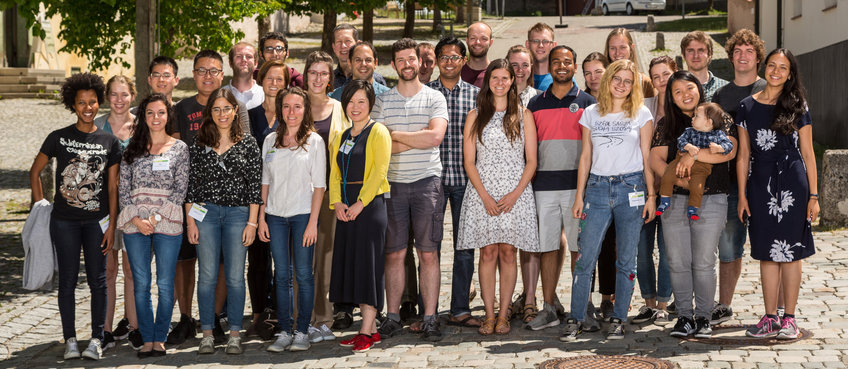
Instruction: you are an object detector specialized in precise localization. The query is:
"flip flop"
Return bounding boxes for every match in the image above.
[447,314,482,328]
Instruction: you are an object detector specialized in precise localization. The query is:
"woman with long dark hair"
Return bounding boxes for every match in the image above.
[29,73,121,360]
[651,70,737,339]
[561,59,655,342]
[186,88,262,355]
[259,87,326,352]
[456,59,539,336]
[738,49,817,339]
[118,93,189,357]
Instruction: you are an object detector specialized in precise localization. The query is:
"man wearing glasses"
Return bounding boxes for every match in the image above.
[147,56,180,104]
[329,42,389,100]
[222,42,264,110]
[461,22,493,88]
[332,24,387,89]
[425,36,481,329]
[526,23,557,92]
[258,32,303,88]
[681,31,727,101]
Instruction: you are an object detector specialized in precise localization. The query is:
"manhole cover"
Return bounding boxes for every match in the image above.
[678,324,813,346]
[540,355,677,369]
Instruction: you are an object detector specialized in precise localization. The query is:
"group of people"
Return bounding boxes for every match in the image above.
[30,20,818,360]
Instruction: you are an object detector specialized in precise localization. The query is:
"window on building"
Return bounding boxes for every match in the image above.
[824,0,837,11]
[792,0,802,18]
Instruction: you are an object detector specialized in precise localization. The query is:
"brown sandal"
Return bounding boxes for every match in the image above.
[522,304,538,324]
[495,316,511,335]
[478,317,496,335]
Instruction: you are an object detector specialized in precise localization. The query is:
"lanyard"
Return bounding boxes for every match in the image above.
[340,120,374,206]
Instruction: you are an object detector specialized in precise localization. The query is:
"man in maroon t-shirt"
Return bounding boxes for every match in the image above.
[256,31,303,88]
[461,22,492,88]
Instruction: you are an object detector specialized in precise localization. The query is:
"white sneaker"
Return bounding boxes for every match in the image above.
[267,331,292,353]
[319,324,335,341]
[81,338,102,360]
[63,337,81,360]
[289,331,310,351]
[307,326,324,343]
[225,336,242,355]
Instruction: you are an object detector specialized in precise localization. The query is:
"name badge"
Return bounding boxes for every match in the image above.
[341,139,355,154]
[629,191,646,207]
[265,149,276,163]
[188,203,208,222]
[99,215,110,234]
[152,157,170,171]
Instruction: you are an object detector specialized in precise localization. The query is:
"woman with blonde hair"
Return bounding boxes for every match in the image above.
[562,59,656,341]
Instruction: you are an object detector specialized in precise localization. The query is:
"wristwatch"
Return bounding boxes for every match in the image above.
[149,213,162,226]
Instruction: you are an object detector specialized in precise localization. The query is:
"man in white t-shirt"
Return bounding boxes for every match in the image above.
[222,42,264,110]
[373,38,449,342]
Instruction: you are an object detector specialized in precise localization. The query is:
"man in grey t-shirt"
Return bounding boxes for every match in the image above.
[373,38,449,342]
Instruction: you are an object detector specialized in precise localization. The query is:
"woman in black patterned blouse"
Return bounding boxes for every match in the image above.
[184,88,262,355]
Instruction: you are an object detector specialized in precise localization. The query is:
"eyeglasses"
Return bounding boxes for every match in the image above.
[611,76,634,86]
[439,55,463,63]
[264,46,287,54]
[211,106,235,115]
[307,70,330,80]
[528,39,554,46]
[194,68,222,77]
[150,72,174,80]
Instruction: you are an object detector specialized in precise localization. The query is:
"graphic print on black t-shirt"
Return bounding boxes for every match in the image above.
[58,140,107,211]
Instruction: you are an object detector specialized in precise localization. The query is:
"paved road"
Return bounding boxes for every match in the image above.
[1,15,846,369]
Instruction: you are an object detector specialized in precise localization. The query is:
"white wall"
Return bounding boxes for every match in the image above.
[759,0,848,54]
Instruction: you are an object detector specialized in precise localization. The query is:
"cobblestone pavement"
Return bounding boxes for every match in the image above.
[1,16,847,369]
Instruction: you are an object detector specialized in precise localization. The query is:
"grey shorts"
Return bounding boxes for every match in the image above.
[385,176,444,254]
[535,190,579,253]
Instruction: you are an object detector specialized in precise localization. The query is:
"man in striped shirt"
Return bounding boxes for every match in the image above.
[373,38,449,342]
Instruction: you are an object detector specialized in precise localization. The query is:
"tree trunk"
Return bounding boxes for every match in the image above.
[135,0,155,98]
[432,2,442,32]
[465,0,473,26]
[403,0,415,38]
[363,8,374,44]
[322,10,337,55]
[456,2,465,24]
[708,0,714,10]
[258,15,271,38]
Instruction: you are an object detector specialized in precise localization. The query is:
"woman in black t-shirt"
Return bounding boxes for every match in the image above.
[30,73,121,361]
[650,71,737,339]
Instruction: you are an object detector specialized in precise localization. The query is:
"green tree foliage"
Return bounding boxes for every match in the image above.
[1,0,287,70]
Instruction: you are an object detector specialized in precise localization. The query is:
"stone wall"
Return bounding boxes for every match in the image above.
[821,150,848,227]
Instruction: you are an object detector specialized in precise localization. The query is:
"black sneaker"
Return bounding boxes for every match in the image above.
[420,319,443,342]
[167,314,196,345]
[331,311,353,330]
[128,329,144,351]
[377,318,405,338]
[255,311,276,341]
[669,316,696,338]
[213,314,227,344]
[710,303,733,325]
[101,331,115,352]
[667,301,676,314]
[694,316,712,338]
[559,318,582,342]
[113,318,130,340]
[399,301,417,323]
[632,306,657,324]
[600,300,614,322]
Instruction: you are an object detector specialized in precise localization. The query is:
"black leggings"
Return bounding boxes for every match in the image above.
[247,240,276,314]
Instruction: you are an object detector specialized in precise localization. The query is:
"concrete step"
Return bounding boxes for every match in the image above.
[0,75,65,84]
[0,92,59,99]
[0,84,61,93]
[0,68,65,77]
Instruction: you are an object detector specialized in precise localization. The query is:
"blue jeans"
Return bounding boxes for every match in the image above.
[124,232,181,343]
[195,204,249,332]
[718,187,747,262]
[50,216,107,340]
[266,213,315,333]
[636,217,672,302]
[570,172,645,322]
[443,184,474,317]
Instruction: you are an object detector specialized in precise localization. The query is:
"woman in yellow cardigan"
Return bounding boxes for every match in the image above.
[328,80,391,353]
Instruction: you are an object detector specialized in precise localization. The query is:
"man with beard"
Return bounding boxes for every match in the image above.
[525,23,557,92]
[330,42,390,99]
[681,31,727,101]
[525,46,596,331]
[461,22,493,88]
[332,24,387,89]
[374,38,449,342]
[425,36,481,328]
[222,42,264,109]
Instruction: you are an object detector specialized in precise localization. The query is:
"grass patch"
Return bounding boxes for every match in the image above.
[655,16,727,33]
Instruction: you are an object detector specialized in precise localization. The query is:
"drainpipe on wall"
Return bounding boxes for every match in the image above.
[776,0,783,48]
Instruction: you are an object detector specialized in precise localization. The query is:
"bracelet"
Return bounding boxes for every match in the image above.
[809,193,819,198]
[246,222,258,228]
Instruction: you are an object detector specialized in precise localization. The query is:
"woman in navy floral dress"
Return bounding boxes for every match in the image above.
[737,48,818,340]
